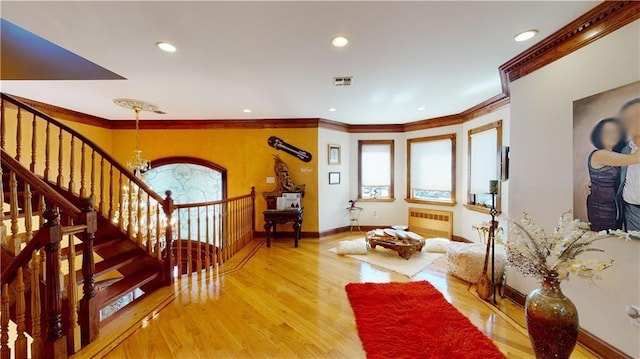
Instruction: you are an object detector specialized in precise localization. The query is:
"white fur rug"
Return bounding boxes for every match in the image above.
[328,238,442,277]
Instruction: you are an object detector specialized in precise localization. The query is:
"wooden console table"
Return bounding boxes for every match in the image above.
[263,208,303,247]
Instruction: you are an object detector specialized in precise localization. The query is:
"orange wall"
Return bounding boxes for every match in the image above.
[3,106,318,232]
[110,127,319,232]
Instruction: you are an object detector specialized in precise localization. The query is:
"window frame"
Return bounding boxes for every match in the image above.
[358,139,395,202]
[406,133,457,206]
[465,120,502,214]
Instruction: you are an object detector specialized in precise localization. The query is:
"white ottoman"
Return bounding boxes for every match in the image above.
[446,242,506,284]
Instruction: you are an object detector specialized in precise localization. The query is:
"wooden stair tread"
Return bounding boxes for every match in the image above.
[70,250,142,285]
[96,269,160,309]
[60,236,121,259]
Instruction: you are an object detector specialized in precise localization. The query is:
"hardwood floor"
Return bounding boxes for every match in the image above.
[73,234,598,359]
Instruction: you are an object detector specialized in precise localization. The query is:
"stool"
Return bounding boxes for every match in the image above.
[346,206,363,232]
[446,242,506,284]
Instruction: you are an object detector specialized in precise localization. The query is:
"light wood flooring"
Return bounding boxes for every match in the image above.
[72,234,598,359]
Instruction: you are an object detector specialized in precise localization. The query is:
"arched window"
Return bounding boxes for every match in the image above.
[144,157,227,204]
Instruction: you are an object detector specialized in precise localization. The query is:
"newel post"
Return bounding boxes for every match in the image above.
[250,186,256,234]
[163,191,175,285]
[79,197,98,346]
[42,208,67,358]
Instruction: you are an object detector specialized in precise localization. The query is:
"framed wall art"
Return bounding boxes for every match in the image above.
[329,172,341,185]
[328,144,341,165]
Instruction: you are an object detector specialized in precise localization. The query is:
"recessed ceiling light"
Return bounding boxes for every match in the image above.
[328,107,337,112]
[514,30,538,42]
[156,42,177,53]
[242,109,252,113]
[417,107,426,111]
[331,35,349,48]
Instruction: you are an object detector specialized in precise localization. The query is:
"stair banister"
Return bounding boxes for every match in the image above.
[1,93,165,205]
[1,149,81,220]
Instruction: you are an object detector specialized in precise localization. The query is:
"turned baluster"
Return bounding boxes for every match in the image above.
[68,135,75,193]
[224,204,230,262]
[15,107,22,161]
[56,128,64,187]
[136,184,143,244]
[251,187,256,237]
[79,198,98,345]
[23,183,33,244]
[31,250,43,359]
[117,173,124,230]
[66,231,80,353]
[80,142,87,198]
[108,164,114,221]
[14,267,27,358]
[205,205,210,270]
[42,209,67,357]
[155,205,161,260]
[177,209,182,275]
[30,113,37,173]
[212,204,219,266]
[197,208,202,272]
[9,171,20,254]
[187,209,192,274]
[98,156,105,215]
[146,194,152,252]
[163,191,174,284]
[127,180,134,237]
[44,121,51,181]
[1,283,10,359]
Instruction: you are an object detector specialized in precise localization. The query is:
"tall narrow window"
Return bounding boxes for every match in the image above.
[467,120,502,212]
[358,140,394,200]
[407,134,456,205]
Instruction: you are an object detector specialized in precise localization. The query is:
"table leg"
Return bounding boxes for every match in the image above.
[264,221,273,247]
[292,220,301,248]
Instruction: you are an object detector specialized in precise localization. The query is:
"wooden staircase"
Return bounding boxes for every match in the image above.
[0,92,256,359]
[0,93,176,359]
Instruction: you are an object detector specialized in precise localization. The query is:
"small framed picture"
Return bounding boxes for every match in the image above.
[328,144,341,165]
[329,172,341,185]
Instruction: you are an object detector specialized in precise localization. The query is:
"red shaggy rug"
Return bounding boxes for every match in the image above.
[345,281,506,359]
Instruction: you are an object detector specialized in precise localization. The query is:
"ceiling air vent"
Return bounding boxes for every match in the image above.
[333,76,353,86]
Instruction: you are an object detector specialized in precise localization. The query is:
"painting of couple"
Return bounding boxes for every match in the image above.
[573,81,640,235]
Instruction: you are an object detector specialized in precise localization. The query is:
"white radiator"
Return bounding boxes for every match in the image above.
[408,207,453,239]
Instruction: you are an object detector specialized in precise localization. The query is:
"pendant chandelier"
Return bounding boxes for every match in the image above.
[113,98,161,179]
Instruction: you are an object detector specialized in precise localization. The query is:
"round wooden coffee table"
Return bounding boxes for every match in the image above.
[365,230,425,260]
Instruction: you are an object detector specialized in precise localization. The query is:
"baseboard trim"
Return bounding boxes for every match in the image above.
[319,226,350,237]
[502,285,633,359]
[254,231,320,239]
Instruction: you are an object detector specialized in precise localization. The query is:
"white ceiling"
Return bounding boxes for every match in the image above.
[0,1,598,124]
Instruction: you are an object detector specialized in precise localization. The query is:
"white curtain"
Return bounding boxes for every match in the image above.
[410,139,452,191]
[361,144,391,186]
[470,128,498,194]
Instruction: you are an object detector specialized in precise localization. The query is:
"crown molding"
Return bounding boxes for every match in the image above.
[109,118,321,130]
[11,95,113,128]
[499,0,640,95]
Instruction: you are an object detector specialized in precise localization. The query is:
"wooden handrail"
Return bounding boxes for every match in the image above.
[0,230,45,284]
[1,93,165,204]
[1,148,81,217]
[173,192,254,209]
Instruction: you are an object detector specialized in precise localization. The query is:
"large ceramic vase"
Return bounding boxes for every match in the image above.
[525,272,579,359]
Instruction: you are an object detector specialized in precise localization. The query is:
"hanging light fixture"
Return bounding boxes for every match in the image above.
[113,98,161,179]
